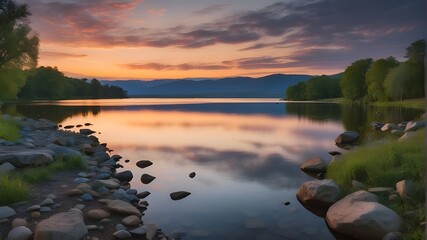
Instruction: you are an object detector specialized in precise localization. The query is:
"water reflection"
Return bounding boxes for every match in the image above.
[1,99,423,239]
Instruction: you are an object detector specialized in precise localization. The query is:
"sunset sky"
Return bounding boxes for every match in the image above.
[19,0,425,80]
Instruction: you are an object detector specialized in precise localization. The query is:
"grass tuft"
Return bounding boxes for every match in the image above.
[0,116,20,141]
[0,155,87,204]
[0,175,30,205]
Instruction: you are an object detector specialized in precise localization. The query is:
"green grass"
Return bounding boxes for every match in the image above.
[0,175,30,205]
[369,98,425,109]
[0,155,86,204]
[326,130,425,238]
[19,155,87,183]
[0,116,20,141]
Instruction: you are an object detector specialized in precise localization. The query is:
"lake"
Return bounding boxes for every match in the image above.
[1,98,423,240]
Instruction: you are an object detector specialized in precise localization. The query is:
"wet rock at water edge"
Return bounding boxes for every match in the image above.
[124,159,130,163]
[136,160,153,169]
[140,174,156,184]
[328,151,341,156]
[79,128,96,135]
[114,170,133,182]
[300,157,327,174]
[137,191,151,199]
[64,125,74,129]
[170,191,191,200]
[113,230,132,239]
[335,131,359,146]
[76,124,83,128]
[189,172,196,178]
[84,123,93,126]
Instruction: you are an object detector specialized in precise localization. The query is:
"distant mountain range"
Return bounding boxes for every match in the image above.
[101,74,313,98]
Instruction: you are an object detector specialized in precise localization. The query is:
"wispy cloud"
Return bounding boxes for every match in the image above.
[148,8,167,16]
[41,51,88,58]
[192,4,231,15]
[121,62,230,71]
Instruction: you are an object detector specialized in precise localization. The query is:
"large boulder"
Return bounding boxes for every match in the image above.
[0,150,53,167]
[335,131,359,145]
[326,190,401,240]
[296,179,339,207]
[300,157,327,173]
[34,211,87,240]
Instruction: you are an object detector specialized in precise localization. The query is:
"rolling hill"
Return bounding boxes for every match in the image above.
[101,74,312,98]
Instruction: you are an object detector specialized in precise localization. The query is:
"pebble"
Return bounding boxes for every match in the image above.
[74,178,91,183]
[100,218,112,224]
[86,225,98,231]
[129,225,148,236]
[0,206,16,219]
[87,209,111,220]
[67,189,84,196]
[7,226,32,240]
[46,194,57,200]
[137,191,151,199]
[11,218,27,228]
[189,172,196,178]
[40,198,54,206]
[31,212,41,218]
[39,207,51,213]
[98,226,105,230]
[74,204,86,210]
[146,224,157,240]
[122,215,141,227]
[113,230,132,239]
[116,223,127,231]
[80,193,94,201]
[27,205,41,212]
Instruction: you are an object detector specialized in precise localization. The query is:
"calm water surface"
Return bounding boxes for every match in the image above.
[1,98,423,240]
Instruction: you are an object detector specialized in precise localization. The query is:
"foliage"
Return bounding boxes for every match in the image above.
[405,39,425,64]
[365,57,399,101]
[286,75,341,100]
[19,66,127,99]
[341,58,372,101]
[0,67,26,99]
[0,0,39,69]
[0,115,20,141]
[383,62,413,101]
[0,175,29,205]
[286,82,306,100]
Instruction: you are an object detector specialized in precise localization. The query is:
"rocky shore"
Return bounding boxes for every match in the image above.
[0,115,172,240]
[297,115,426,240]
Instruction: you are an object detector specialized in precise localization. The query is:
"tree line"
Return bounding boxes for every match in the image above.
[0,0,127,100]
[286,39,425,102]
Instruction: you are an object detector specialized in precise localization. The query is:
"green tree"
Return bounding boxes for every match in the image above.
[286,82,306,100]
[0,0,39,100]
[404,39,425,98]
[20,66,67,99]
[0,0,39,68]
[383,62,412,101]
[365,57,399,101]
[341,58,372,101]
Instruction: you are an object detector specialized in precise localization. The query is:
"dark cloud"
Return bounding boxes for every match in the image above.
[121,62,230,71]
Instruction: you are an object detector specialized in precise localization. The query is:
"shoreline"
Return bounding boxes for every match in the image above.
[0,115,169,240]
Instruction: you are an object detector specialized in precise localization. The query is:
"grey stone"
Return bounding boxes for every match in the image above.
[87,209,110,220]
[189,172,196,178]
[46,194,56,200]
[113,189,131,202]
[79,129,96,135]
[94,173,111,180]
[382,232,403,240]
[114,171,133,182]
[140,174,156,184]
[34,211,87,240]
[0,162,16,174]
[300,157,327,173]
[39,207,52,213]
[0,206,16,219]
[335,131,359,145]
[12,218,28,228]
[137,191,151,199]
[80,193,94,201]
[48,146,81,157]
[326,190,401,240]
[136,160,153,169]
[86,225,98,231]
[40,198,54,206]
[129,226,148,236]
[405,120,426,132]
[381,123,398,131]
[170,191,191,201]
[125,189,137,195]
[93,178,121,189]
[146,224,157,240]
[73,204,85,210]
[116,224,127,231]
[113,230,132,239]
[73,178,90,183]
[398,132,418,141]
[296,179,340,207]
[0,150,53,167]
[396,180,412,200]
[121,215,141,227]
[7,226,32,240]
[27,205,41,212]
[107,200,142,217]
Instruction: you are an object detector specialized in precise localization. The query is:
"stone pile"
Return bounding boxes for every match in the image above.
[0,115,175,240]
